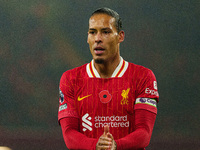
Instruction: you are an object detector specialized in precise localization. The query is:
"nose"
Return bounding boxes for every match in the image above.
[95,32,102,43]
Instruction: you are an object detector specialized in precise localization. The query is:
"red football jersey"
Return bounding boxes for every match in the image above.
[58,58,159,140]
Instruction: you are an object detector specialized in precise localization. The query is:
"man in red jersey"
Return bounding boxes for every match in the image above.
[58,7,159,150]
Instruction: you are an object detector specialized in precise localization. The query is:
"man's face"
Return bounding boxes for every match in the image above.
[87,14,124,63]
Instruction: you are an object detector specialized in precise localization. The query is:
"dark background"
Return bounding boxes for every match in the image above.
[0,1,199,150]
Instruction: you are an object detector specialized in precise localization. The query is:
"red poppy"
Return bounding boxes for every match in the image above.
[99,90,112,103]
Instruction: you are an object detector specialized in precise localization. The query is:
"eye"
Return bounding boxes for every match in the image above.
[89,31,95,34]
[103,30,110,34]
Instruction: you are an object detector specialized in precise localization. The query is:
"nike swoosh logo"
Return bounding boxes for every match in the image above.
[78,94,92,101]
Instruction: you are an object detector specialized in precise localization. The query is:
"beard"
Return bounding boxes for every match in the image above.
[94,58,105,64]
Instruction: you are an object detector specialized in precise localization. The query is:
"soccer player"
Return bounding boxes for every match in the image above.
[58,7,159,150]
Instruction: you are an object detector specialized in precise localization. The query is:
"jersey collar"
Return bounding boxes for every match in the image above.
[86,57,128,78]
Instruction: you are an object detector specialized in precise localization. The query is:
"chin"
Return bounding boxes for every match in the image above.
[94,58,105,64]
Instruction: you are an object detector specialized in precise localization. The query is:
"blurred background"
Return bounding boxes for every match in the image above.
[0,0,199,150]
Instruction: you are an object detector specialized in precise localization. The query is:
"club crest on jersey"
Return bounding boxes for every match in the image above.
[121,88,130,105]
[59,88,64,104]
[99,90,112,103]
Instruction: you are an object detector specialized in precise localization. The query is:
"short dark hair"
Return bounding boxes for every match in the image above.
[91,7,122,33]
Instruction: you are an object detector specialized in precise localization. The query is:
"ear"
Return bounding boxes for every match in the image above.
[118,30,125,43]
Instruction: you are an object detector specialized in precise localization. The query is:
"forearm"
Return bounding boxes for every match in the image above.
[60,117,98,150]
[116,109,156,150]
[116,128,150,150]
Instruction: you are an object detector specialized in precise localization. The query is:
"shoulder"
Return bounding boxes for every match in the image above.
[124,61,157,82]
[127,62,154,75]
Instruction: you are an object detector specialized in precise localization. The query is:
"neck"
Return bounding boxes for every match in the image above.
[94,56,121,78]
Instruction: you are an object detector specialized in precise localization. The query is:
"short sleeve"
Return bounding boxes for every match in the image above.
[58,72,79,123]
[134,69,159,114]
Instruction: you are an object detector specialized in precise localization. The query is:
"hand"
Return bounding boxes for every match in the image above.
[96,125,117,150]
[107,132,117,150]
[96,125,112,150]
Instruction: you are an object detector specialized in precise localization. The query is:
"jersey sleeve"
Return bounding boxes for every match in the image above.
[60,117,98,149]
[134,69,159,114]
[116,109,156,149]
[58,72,79,123]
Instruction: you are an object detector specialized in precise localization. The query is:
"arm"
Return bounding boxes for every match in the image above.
[112,68,159,149]
[115,109,156,150]
[59,73,98,149]
[60,117,98,150]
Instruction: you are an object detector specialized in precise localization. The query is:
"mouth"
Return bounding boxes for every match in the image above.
[94,47,105,55]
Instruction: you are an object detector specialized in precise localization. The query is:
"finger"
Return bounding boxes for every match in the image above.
[107,133,113,140]
[97,145,111,150]
[99,136,112,142]
[97,142,112,150]
[104,125,109,135]
[98,140,112,146]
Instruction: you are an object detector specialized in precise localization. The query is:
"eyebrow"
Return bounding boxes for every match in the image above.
[88,27,111,31]
[102,28,112,31]
[88,28,96,31]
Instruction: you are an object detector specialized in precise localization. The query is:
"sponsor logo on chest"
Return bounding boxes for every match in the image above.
[82,113,130,132]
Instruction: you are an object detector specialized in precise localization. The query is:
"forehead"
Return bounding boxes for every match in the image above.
[89,14,116,30]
